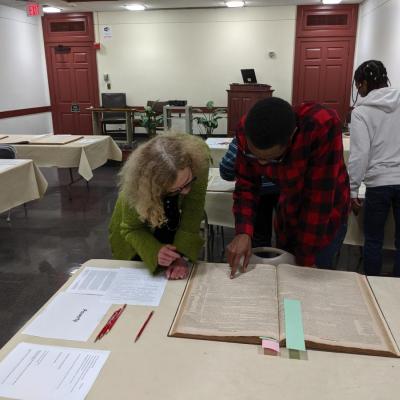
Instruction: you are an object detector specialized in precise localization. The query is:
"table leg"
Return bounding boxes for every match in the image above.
[92,111,102,135]
[126,111,133,146]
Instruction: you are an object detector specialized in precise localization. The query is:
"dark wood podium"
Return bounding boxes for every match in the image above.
[227,83,274,136]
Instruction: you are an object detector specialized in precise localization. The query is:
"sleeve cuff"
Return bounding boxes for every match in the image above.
[173,230,204,263]
[235,224,254,238]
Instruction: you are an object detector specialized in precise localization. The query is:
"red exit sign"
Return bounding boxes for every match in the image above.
[26,3,41,17]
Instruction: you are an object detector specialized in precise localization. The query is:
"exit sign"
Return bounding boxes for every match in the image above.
[26,3,41,17]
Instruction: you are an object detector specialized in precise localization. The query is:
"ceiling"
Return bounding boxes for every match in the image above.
[0,0,363,13]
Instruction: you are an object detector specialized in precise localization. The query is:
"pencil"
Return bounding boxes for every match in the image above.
[134,310,154,342]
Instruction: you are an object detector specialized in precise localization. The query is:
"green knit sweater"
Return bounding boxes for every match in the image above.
[109,163,209,273]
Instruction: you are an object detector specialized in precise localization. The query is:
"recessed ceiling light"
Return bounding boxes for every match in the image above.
[225,1,245,8]
[322,0,342,4]
[124,4,146,11]
[42,6,62,13]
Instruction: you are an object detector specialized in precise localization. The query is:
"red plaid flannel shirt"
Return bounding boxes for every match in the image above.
[233,102,350,266]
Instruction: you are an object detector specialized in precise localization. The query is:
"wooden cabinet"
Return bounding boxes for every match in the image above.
[227,83,274,136]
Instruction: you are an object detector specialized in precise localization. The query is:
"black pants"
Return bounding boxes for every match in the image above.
[252,192,280,248]
[363,185,400,276]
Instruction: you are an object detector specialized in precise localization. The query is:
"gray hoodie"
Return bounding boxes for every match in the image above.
[348,87,400,198]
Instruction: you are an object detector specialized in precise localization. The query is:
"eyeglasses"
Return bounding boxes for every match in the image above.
[243,128,297,165]
[166,176,197,197]
[242,150,285,165]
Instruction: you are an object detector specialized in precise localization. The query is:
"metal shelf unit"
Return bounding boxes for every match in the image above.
[163,105,193,134]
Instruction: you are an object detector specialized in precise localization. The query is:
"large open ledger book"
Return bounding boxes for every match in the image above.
[0,134,82,145]
[169,263,400,357]
[29,135,83,145]
[0,135,37,144]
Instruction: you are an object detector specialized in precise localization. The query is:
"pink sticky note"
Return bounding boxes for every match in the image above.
[262,339,280,355]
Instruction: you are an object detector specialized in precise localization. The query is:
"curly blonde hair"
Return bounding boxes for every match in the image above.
[119,133,209,228]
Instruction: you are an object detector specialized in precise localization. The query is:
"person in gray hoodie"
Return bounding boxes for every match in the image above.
[349,60,400,276]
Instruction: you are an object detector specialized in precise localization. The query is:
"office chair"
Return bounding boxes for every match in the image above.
[0,144,16,159]
[101,93,128,140]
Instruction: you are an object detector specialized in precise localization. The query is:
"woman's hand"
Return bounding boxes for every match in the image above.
[165,257,189,280]
[158,245,181,266]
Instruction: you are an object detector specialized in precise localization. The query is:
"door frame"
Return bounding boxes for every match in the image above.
[42,13,99,134]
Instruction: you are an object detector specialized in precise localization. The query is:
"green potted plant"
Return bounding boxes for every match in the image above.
[139,103,164,138]
[193,101,226,138]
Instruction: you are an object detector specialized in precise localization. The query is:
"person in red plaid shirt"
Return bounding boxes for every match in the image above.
[227,97,350,278]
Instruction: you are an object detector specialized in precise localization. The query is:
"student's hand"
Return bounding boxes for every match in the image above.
[158,245,181,266]
[351,197,363,216]
[165,257,189,280]
[226,234,252,279]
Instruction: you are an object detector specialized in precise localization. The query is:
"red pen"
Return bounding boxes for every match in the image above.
[134,311,154,342]
[95,304,127,342]
[102,304,126,335]
[95,310,120,342]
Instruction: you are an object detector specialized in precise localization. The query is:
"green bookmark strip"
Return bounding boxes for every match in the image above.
[284,298,306,351]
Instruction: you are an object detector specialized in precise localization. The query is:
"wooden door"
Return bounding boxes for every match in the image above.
[292,5,358,123]
[46,44,97,134]
[293,38,353,121]
[43,13,99,135]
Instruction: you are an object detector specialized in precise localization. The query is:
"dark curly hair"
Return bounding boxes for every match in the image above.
[352,60,390,103]
[244,97,296,149]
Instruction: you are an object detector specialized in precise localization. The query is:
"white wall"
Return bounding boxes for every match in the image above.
[0,5,52,134]
[94,6,296,133]
[354,0,400,88]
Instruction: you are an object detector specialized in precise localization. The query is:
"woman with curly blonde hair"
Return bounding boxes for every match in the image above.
[109,133,210,279]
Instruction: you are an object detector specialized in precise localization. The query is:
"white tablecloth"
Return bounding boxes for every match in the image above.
[206,137,232,167]
[14,136,122,181]
[207,167,235,192]
[0,159,48,214]
[205,168,234,228]
[343,135,350,164]
[344,182,396,249]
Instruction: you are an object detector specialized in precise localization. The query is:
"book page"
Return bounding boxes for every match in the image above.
[29,134,83,145]
[169,262,279,343]
[367,276,400,353]
[0,343,109,400]
[0,135,41,144]
[277,265,398,356]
